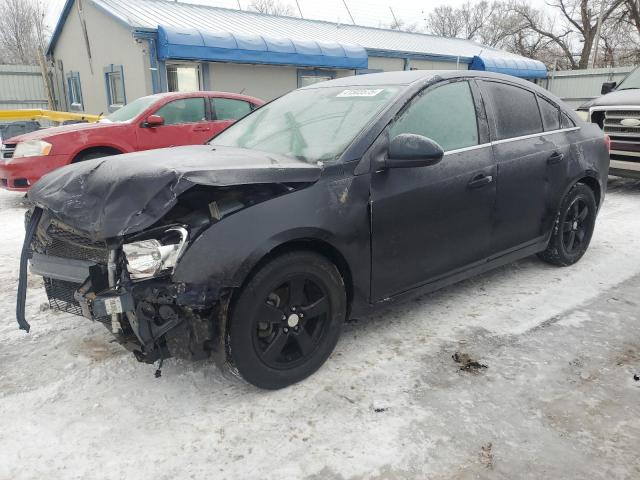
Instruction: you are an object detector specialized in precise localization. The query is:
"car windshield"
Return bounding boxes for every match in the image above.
[617,67,640,90]
[103,95,159,123]
[210,85,402,163]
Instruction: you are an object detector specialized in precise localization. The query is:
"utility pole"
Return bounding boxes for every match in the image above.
[389,6,399,29]
[342,0,355,24]
[591,0,605,68]
[295,0,304,18]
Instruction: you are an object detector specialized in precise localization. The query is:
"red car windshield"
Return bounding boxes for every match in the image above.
[103,95,159,123]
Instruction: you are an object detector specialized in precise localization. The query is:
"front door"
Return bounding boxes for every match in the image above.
[136,97,213,151]
[370,80,497,300]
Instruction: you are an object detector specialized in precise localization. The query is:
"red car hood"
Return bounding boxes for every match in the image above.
[6,121,118,144]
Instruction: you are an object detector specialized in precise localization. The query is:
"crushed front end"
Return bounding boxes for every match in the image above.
[18,208,223,365]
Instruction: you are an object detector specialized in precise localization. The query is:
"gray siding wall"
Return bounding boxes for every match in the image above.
[544,66,635,109]
[51,0,151,113]
[0,65,48,110]
[205,63,355,101]
[368,56,467,72]
[207,63,298,100]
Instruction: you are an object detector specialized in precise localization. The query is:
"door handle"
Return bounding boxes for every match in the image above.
[467,174,493,189]
[547,151,565,165]
[193,126,211,132]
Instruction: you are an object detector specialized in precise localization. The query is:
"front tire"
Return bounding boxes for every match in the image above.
[538,183,597,266]
[228,251,346,389]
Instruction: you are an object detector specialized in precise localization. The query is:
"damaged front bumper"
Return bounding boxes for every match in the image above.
[17,208,226,364]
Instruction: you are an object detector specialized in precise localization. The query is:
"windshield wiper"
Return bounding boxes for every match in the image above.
[285,112,307,154]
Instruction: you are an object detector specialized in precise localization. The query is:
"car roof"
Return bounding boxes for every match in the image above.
[139,90,264,105]
[301,70,543,91]
[301,69,572,113]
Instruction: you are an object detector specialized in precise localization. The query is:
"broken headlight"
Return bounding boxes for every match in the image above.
[123,227,188,280]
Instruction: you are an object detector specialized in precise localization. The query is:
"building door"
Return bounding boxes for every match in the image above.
[166,63,201,92]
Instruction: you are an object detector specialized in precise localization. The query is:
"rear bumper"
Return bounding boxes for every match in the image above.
[0,154,69,191]
[610,159,640,179]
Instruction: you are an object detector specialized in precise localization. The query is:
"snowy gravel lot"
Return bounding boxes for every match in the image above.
[1,179,640,480]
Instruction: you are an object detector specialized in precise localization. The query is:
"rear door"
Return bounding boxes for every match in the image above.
[479,80,568,254]
[209,97,254,136]
[370,79,496,300]
[136,96,211,150]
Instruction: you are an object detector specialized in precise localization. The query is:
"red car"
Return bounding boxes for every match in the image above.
[0,91,264,191]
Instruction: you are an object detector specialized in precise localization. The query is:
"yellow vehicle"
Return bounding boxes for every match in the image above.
[0,109,100,124]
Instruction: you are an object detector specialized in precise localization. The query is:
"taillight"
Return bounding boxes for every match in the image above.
[604,134,611,154]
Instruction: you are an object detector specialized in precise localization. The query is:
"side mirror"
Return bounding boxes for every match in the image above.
[601,81,616,95]
[144,114,164,127]
[385,133,444,169]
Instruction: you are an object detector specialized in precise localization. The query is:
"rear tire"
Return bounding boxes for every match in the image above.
[538,183,597,266]
[227,251,346,389]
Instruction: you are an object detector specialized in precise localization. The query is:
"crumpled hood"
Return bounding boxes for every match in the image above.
[28,145,322,240]
[579,88,640,109]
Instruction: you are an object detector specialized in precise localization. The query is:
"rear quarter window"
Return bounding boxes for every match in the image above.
[483,81,543,140]
[538,95,561,131]
[561,111,576,128]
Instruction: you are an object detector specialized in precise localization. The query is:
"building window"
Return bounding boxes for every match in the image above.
[297,69,336,88]
[104,64,126,112]
[66,71,83,111]
[166,63,201,92]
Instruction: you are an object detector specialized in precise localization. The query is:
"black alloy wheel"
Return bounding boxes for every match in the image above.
[539,183,597,266]
[228,251,346,389]
[254,275,331,369]
[561,197,590,254]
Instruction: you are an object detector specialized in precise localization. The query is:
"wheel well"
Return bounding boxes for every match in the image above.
[72,146,122,163]
[239,239,354,311]
[577,176,601,205]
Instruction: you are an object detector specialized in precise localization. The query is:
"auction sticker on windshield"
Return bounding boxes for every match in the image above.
[337,89,385,97]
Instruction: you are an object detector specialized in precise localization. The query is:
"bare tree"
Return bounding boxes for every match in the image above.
[512,0,625,69]
[598,4,640,66]
[427,1,523,47]
[385,17,420,32]
[458,1,498,39]
[622,0,640,36]
[0,0,46,65]
[427,6,463,37]
[248,0,296,16]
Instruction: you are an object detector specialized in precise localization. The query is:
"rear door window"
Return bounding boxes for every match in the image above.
[483,81,543,139]
[538,96,561,131]
[389,81,479,152]
[212,98,253,121]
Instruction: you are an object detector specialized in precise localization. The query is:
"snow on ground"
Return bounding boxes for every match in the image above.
[1,179,640,479]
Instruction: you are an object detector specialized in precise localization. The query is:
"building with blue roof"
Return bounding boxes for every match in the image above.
[47,0,547,114]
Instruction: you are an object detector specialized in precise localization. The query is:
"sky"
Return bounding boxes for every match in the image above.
[43,0,549,33]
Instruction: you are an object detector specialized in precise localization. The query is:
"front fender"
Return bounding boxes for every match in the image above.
[172,174,372,301]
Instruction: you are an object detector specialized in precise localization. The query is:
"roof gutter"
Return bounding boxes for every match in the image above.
[365,48,473,65]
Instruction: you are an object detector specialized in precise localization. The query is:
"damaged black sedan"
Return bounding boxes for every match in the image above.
[18,71,609,389]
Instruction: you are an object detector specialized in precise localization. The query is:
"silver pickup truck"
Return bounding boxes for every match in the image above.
[577,66,640,179]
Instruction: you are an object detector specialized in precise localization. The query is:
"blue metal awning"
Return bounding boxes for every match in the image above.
[157,25,368,70]
[469,55,547,79]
